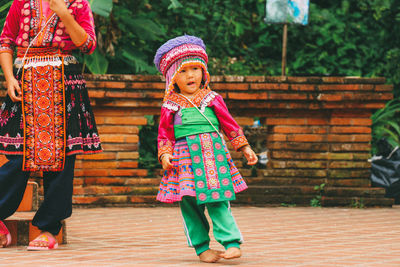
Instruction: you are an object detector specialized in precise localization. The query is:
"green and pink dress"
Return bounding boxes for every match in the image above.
[157,88,249,204]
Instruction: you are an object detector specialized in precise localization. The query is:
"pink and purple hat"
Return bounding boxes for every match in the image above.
[154,35,210,101]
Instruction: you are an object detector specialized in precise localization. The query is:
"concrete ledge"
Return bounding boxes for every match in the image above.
[16,181,39,212]
[4,212,66,246]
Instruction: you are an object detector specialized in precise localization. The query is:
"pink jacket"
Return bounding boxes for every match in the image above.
[0,0,96,55]
[158,89,249,160]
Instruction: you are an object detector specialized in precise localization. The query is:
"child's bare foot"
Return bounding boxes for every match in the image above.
[221,247,242,259]
[199,249,222,263]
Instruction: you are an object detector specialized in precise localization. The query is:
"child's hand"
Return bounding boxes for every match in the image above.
[161,154,174,170]
[240,145,258,165]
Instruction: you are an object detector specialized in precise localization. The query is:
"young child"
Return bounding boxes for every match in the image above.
[154,35,258,263]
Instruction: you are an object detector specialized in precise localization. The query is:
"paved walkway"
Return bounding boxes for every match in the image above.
[1,206,400,266]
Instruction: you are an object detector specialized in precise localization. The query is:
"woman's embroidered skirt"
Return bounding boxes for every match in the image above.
[0,54,101,171]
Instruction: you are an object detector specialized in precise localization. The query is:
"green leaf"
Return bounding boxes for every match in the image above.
[386,120,400,136]
[84,49,108,74]
[126,18,165,41]
[121,50,155,73]
[88,0,113,17]
[0,1,12,13]
[168,0,183,9]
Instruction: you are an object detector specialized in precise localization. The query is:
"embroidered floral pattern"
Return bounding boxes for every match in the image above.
[158,139,173,161]
[21,62,66,171]
[164,88,213,109]
[231,135,248,151]
[0,103,17,126]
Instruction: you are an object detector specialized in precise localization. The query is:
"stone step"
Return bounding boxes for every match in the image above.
[16,181,39,212]
[236,193,314,205]
[4,212,66,246]
[324,186,387,197]
[235,185,393,207]
[246,177,371,187]
[321,196,394,207]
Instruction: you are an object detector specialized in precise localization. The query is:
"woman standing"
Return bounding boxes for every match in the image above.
[0,0,101,250]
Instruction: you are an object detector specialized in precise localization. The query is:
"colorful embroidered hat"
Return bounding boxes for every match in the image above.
[154,35,210,101]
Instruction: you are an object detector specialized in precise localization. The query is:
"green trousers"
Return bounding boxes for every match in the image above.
[180,196,242,255]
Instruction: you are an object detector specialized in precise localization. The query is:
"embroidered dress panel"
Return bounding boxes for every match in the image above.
[156,138,247,203]
[21,59,65,171]
[186,132,235,204]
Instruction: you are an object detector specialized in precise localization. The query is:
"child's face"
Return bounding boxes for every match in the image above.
[174,65,203,97]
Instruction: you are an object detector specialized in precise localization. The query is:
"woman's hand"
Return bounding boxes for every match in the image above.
[45,0,69,17]
[161,154,174,170]
[6,77,21,102]
[44,0,88,48]
[240,145,258,165]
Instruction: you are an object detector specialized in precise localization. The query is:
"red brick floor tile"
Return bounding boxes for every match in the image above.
[1,207,400,266]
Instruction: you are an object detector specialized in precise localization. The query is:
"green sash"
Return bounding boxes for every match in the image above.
[174,108,235,204]
[174,108,219,139]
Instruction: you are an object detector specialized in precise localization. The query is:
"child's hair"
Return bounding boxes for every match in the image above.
[153,35,210,101]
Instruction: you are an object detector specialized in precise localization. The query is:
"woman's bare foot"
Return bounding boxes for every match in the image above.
[221,247,242,259]
[199,249,223,263]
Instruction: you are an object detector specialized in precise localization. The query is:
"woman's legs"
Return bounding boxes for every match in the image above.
[0,156,30,220]
[32,155,76,236]
[0,155,30,247]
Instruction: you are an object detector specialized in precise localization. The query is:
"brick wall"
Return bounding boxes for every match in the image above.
[0,75,394,206]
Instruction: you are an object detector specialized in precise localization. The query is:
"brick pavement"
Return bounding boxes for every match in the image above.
[1,206,400,266]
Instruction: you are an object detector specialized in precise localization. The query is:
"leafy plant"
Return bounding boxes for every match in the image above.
[0,1,12,27]
[88,0,113,18]
[310,183,325,207]
[371,99,400,155]
[138,116,160,176]
[350,197,365,208]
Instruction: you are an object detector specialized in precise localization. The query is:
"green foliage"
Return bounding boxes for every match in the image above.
[88,0,113,17]
[86,0,400,93]
[371,99,400,155]
[350,197,365,208]
[0,1,12,27]
[84,49,108,74]
[138,116,160,176]
[310,183,325,207]
[2,0,399,86]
